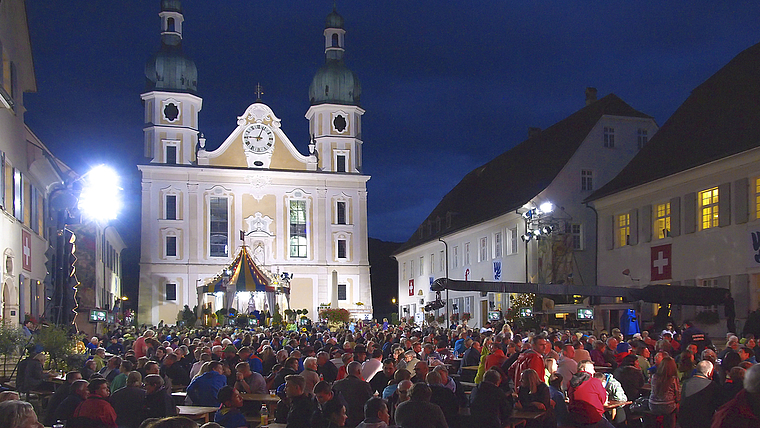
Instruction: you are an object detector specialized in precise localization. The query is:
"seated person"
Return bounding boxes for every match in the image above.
[214,386,247,428]
[516,368,555,428]
[54,380,89,423]
[144,374,177,419]
[356,397,391,428]
[71,378,117,428]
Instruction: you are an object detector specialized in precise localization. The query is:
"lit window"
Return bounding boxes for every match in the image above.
[479,237,487,262]
[655,202,671,239]
[494,232,503,258]
[210,197,228,257]
[637,129,648,150]
[617,213,630,247]
[581,170,593,191]
[699,187,719,230]
[464,242,471,265]
[755,178,760,219]
[289,200,308,258]
[604,127,615,148]
[13,168,22,221]
[337,239,346,259]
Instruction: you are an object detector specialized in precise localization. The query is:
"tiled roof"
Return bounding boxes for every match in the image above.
[588,41,760,202]
[395,93,651,254]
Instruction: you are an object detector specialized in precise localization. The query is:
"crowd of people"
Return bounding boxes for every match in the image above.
[6,317,760,428]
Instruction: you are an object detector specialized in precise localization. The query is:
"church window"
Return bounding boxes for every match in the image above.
[332,33,339,47]
[336,155,346,172]
[163,103,179,122]
[464,242,471,265]
[616,213,630,247]
[166,195,177,220]
[637,128,648,150]
[655,202,671,239]
[209,197,228,257]
[167,17,175,32]
[581,170,593,191]
[699,187,719,230]
[289,200,308,258]
[166,146,177,164]
[494,232,503,258]
[337,239,347,259]
[333,114,347,133]
[336,201,346,224]
[166,236,177,257]
[165,283,177,301]
[604,127,615,148]
[338,284,347,301]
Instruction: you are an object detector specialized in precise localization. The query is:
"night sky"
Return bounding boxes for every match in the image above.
[21,2,760,291]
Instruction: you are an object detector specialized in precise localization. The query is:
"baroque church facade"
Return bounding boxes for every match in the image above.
[138,1,372,325]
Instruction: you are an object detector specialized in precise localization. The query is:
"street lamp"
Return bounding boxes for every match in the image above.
[78,165,122,222]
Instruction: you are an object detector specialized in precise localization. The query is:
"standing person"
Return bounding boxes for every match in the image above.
[469,369,513,428]
[648,356,680,428]
[71,378,117,428]
[110,372,146,428]
[332,362,373,428]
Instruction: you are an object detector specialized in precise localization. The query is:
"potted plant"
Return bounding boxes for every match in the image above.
[319,308,350,328]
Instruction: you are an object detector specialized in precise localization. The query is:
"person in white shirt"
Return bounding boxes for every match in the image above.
[361,349,384,382]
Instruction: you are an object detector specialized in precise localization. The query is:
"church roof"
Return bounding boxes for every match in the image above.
[588,41,760,202]
[395,93,651,253]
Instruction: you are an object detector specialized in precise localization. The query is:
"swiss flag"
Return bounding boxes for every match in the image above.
[22,230,32,272]
[651,244,672,281]
[408,280,414,296]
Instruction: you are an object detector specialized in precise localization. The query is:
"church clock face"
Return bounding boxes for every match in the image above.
[243,123,275,153]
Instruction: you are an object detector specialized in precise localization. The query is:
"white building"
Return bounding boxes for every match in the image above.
[138,3,372,325]
[588,40,760,334]
[394,90,657,327]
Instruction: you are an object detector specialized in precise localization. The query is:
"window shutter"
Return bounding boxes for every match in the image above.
[683,192,696,234]
[719,182,731,227]
[670,197,681,237]
[735,274,749,322]
[606,215,614,250]
[640,205,652,243]
[629,208,638,245]
[734,178,749,224]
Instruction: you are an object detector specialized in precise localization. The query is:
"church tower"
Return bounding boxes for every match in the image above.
[306,6,364,173]
[141,0,202,165]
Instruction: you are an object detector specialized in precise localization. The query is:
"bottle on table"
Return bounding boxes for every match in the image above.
[260,404,269,426]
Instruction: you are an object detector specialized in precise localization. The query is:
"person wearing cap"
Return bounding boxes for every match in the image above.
[614,342,633,365]
[354,345,368,364]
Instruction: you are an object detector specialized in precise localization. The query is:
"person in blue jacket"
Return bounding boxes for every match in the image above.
[187,361,228,407]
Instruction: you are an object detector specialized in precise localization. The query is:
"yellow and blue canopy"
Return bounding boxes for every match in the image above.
[201,246,272,293]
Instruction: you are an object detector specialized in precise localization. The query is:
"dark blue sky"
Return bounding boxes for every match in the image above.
[23,1,760,246]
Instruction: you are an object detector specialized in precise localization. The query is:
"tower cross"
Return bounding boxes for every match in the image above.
[255,83,264,101]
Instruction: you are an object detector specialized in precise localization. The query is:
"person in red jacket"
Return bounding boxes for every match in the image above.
[485,341,507,371]
[508,335,550,388]
[567,361,614,428]
[71,378,117,428]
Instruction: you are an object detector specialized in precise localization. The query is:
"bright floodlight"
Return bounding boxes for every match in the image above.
[78,165,122,222]
[539,202,553,213]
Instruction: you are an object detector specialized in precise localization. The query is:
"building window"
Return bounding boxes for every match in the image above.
[430,254,434,274]
[419,257,424,276]
[166,195,177,220]
[336,154,346,172]
[402,262,406,280]
[209,197,228,257]
[336,201,346,224]
[13,168,22,221]
[436,218,441,233]
[616,213,630,247]
[410,259,415,278]
[29,186,38,234]
[479,237,487,262]
[289,200,308,258]
[464,242,471,265]
[453,246,459,268]
[439,250,444,272]
[166,146,177,164]
[655,202,671,239]
[338,284,347,301]
[0,151,5,210]
[755,178,760,219]
[699,187,719,230]
[569,223,582,250]
[446,212,452,229]
[166,236,177,257]
[603,127,615,148]
[337,239,346,259]
[165,283,177,301]
[509,227,518,255]
[581,170,593,191]
[637,128,648,150]
[494,232,503,258]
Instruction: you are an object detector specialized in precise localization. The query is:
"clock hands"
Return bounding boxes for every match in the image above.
[255,127,264,141]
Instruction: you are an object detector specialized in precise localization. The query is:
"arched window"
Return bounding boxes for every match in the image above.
[167,17,175,32]
[331,34,339,47]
